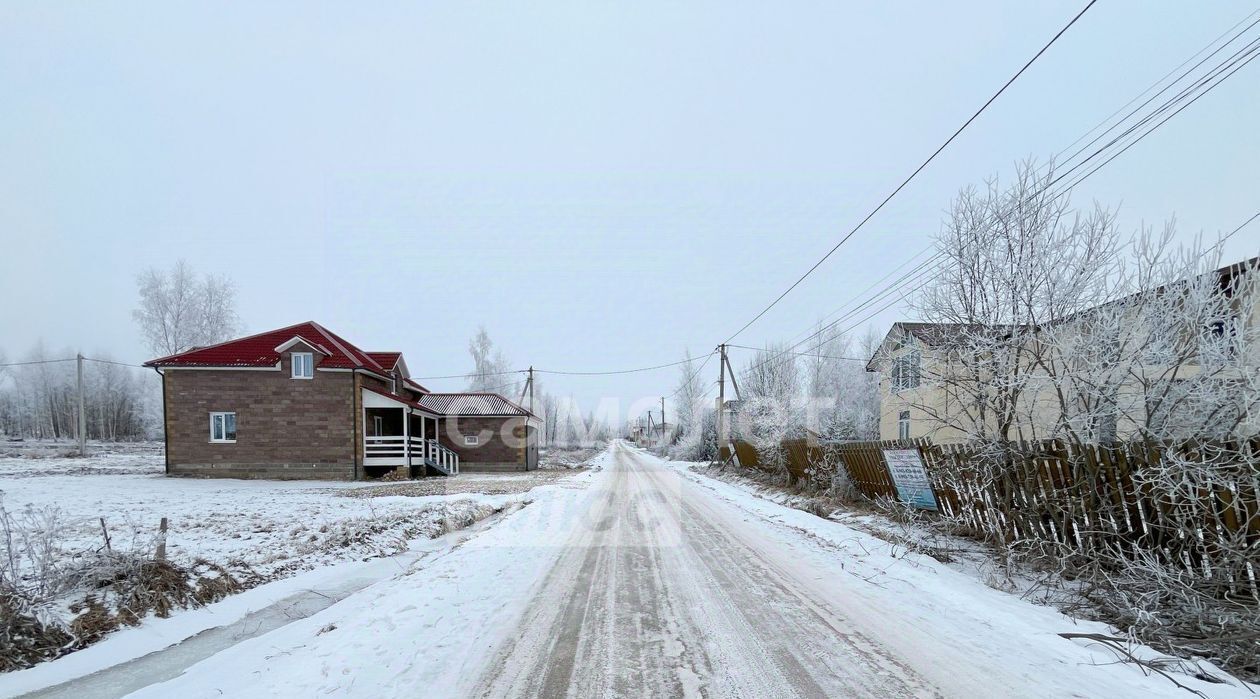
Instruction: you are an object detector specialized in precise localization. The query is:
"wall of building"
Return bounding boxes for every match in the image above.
[439,416,534,471]
[163,350,357,479]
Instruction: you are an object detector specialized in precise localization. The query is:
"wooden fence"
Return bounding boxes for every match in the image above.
[919,440,1260,594]
[721,436,1260,596]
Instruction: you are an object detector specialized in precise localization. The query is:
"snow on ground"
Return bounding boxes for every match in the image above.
[343,469,578,499]
[537,444,608,470]
[653,447,1254,697]
[0,448,509,579]
[0,442,593,692]
[120,466,607,698]
[86,442,1248,698]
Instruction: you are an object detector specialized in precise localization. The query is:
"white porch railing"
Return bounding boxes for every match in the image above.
[427,439,460,475]
[364,435,407,460]
[363,435,458,475]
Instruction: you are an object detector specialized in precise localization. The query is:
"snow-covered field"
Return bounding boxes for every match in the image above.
[0,446,514,579]
[3,441,1248,698]
[46,441,1245,699]
[0,442,594,693]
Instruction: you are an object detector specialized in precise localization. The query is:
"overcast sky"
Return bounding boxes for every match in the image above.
[2,1,1257,422]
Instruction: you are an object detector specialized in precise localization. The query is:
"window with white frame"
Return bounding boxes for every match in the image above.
[291,352,314,379]
[891,351,921,392]
[464,435,479,446]
[372,416,384,436]
[210,412,237,443]
[898,410,911,440]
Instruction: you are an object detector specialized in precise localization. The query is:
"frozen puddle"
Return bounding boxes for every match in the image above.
[21,511,511,699]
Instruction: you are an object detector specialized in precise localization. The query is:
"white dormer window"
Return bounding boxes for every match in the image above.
[292,352,314,379]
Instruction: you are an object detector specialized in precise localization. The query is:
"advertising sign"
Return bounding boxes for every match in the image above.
[882,448,938,510]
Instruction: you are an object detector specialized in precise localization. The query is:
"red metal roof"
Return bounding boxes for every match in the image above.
[402,377,430,394]
[366,352,402,370]
[144,321,389,372]
[361,384,439,414]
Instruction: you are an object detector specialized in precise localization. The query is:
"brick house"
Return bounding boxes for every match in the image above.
[144,321,539,480]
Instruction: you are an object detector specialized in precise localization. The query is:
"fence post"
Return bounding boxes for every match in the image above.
[156,517,168,561]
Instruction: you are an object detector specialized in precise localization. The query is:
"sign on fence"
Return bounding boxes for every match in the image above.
[882,448,938,510]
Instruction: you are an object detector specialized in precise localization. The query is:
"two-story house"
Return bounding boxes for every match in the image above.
[144,321,539,479]
[867,257,1259,444]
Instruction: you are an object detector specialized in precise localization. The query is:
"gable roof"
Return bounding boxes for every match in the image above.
[361,384,440,415]
[865,322,968,372]
[419,393,534,417]
[144,321,389,372]
[366,352,402,370]
[275,336,331,355]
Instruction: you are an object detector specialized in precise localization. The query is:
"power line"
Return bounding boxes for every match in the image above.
[83,357,146,369]
[410,369,525,381]
[1051,8,1260,164]
[1048,35,1260,193]
[726,344,868,362]
[722,0,1098,345]
[741,18,1260,375]
[534,356,700,376]
[0,357,147,369]
[667,350,719,400]
[0,358,77,368]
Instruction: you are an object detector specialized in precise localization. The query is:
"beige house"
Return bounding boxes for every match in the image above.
[866,258,1260,444]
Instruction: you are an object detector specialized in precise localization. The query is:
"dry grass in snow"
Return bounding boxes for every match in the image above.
[0,443,545,671]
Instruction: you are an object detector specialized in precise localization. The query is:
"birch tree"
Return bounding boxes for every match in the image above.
[805,325,880,440]
[133,260,242,357]
[671,350,716,460]
[465,327,517,393]
[736,343,803,470]
[909,161,1124,444]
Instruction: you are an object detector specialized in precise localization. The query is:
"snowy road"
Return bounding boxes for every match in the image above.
[474,442,935,698]
[60,441,1242,698]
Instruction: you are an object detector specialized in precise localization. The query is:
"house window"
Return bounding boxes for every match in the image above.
[898,410,911,440]
[210,412,237,443]
[291,352,314,379]
[373,416,384,436]
[891,351,921,392]
[463,435,479,446]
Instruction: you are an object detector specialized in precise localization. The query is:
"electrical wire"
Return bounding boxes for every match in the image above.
[734,18,1260,377]
[726,344,868,362]
[722,0,1098,345]
[534,356,701,376]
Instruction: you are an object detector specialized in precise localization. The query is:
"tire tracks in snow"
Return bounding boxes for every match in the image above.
[472,442,940,698]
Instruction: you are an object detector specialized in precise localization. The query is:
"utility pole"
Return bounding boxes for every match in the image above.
[76,353,86,456]
[528,366,534,416]
[660,396,666,442]
[716,344,726,454]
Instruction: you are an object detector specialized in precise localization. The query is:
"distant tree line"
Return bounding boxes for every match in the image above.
[0,344,157,441]
[1,260,243,443]
[465,327,614,448]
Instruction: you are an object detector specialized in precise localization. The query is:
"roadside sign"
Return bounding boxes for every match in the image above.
[881,448,938,511]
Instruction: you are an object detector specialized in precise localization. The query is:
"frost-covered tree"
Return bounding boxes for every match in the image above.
[804,325,880,441]
[1037,230,1260,445]
[670,350,717,460]
[736,343,804,470]
[133,260,242,357]
[907,158,1260,449]
[909,161,1123,444]
[0,342,155,440]
[465,327,518,393]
